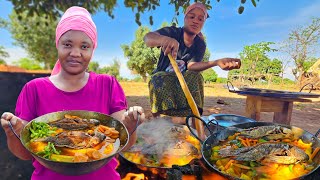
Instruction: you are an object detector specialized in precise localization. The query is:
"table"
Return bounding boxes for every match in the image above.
[243,95,313,125]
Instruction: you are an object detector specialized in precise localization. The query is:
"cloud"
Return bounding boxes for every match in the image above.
[251,1,320,28]
[3,47,28,64]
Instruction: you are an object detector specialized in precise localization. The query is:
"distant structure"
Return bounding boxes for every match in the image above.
[301,59,320,90]
[0,64,51,74]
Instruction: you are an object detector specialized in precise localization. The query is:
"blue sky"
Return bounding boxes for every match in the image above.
[1,0,320,79]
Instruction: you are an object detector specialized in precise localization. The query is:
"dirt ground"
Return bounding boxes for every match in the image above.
[1,82,319,180]
[123,82,320,135]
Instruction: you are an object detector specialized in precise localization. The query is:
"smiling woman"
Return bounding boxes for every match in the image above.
[0,6,146,180]
[57,31,93,77]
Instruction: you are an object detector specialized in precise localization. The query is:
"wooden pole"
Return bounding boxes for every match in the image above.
[167,54,206,141]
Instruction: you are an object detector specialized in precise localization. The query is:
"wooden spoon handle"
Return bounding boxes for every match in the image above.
[167,54,206,140]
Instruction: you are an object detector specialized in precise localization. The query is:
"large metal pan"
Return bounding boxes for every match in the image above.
[9,110,129,176]
[186,116,320,180]
[201,114,256,128]
[226,81,320,99]
[119,114,254,170]
[119,117,201,169]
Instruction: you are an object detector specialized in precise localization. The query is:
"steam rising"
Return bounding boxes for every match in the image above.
[126,118,199,159]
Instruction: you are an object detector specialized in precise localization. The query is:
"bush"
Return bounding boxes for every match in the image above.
[283,78,295,85]
[216,77,228,83]
[272,76,282,84]
[202,68,217,83]
[132,76,144,82]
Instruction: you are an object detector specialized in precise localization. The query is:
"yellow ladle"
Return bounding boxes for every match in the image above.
[167,54,206,141]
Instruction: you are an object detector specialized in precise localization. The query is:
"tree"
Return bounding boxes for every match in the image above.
[202,68,217,83]
[100,59,121,79]
[8,0,259,26]
[2,11,57,69]
[88,61,100,72]
[281,18,320,85]
[122,26,160,82]
[13,58,43,70]
[230,42,277,84]
[203,40,211,62]
[265,58,282,86]
[0,46,9,65]
[88,59,121,79]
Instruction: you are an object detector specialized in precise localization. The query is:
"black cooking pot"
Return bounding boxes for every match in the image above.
[186,115,320,180]
[8,110,129,176]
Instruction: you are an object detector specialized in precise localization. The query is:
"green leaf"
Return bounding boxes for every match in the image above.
[238,6,244,14]
[251,0,257,7]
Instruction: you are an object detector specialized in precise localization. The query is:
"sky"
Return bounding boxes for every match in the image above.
[0,0,320,79]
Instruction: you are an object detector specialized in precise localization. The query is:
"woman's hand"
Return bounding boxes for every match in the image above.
[122,106,145,135]
[161,36,179,59]
[1,112,26,136]
[119,106,146,151]
[215,58,241,70]
[1,112,32,160]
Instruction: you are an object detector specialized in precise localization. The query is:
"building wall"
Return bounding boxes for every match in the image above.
[0,72,50,179]
[0,72,50,115]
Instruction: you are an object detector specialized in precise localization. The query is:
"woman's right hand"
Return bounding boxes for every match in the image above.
[1,112,32,160]
[161,36,179,59]
[1,112,25,136]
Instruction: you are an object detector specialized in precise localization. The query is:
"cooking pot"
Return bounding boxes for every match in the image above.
[8,110,129,176]
[119,117,201,169]
[201,114,256,129]
[186,115,320,180]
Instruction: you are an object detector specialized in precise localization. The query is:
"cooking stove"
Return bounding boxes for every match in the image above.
[116,154,320,180]
[116,154,227,180]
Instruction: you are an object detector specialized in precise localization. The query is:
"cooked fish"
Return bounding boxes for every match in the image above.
[49,117,100,130]
[219,142,309,164]
[237,125,294,140]
[36,131,106,149]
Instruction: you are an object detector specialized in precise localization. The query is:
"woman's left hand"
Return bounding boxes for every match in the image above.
[216,58,241,70]
[122,106,145,135]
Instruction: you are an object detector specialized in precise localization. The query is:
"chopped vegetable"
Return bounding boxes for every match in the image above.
[224,159,235,170]
[240,173,251,180]
[29,121,56,140]
[51,154,74,162]
[36,142,60,159]
[288,164,294,172]
[249,161,258,167]
[310,147,320,160]
[258,138,268,143]
[210,129,316,179]
[233,163,251,170]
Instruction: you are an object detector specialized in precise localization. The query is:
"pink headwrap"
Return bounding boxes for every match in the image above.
[184,2,209,40]
[185,2,209,19]
[51,6,97,75]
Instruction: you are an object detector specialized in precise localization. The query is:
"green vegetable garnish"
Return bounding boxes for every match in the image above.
[29,121,56,140]
[258,138,268,143]
[289,164,294,172]
[36,142,60,159]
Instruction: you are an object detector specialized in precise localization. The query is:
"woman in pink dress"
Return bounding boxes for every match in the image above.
[0,6,145,180]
